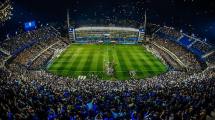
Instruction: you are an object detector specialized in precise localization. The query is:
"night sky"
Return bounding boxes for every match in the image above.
[1,0,215,45]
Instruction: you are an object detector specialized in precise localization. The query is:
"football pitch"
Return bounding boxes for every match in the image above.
[48,44,167,80]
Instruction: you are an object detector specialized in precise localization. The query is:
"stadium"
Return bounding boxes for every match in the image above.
[0,0,215,119]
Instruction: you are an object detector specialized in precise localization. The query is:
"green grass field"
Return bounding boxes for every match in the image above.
[48,44,167,80]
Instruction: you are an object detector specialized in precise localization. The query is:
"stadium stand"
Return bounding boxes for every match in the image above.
[14,38,59,66]
[146,23,161,35]
[0,26,59,56]
[154,26,182,41]
[29,41,68,69]
[0,51,9,67]
[0,25,214,119]
[153,26,214,68]
[152,35,202,71]
[0,0,12,23]
[191,41,213,54]
[75,27,139,44]
[178,36,194,47]
[0,61,214,119]
[206,52,215,65]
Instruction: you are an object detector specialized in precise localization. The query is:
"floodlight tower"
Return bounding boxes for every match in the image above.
[67,9,76,42]
[144,10,147,42]
[138,10,147,44]
[67,9,70,29]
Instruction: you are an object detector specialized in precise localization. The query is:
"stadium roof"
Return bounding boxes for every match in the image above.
[75,27,139,32]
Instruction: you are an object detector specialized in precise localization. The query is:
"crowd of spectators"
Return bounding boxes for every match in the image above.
[30,40,68,69]
[0,26,69,69]
[0,0,12,23]
[14,38,60,66]
[191,41,214,54]
[148,44,183,70]
[0,60,214,119]
[155,27,182,41]
[0,26,59,55]
[0,26,70,70]
[206,52,215,66]
[154,26,214,63]
[0,51,9,67]
[0,25,214,119]
[30,49,54,69]
[152,36,202,70]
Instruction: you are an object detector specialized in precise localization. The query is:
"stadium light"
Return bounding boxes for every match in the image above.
[75,26,139,32]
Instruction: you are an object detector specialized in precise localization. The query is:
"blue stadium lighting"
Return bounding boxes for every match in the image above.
[24,21,36,31]
[76,27,139,32]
